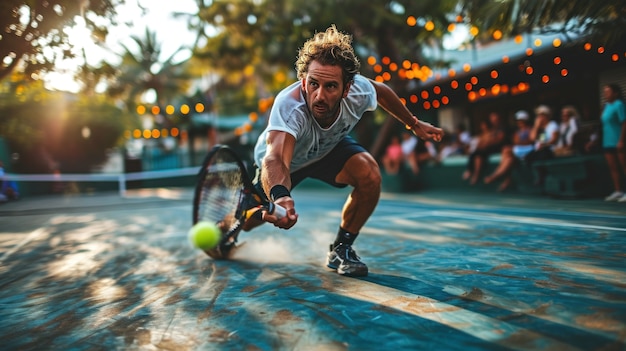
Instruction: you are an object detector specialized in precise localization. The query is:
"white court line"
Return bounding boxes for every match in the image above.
[331,276,581,351]
[373,209,626,232]
[379,202,626,220]
[0,227,48,263]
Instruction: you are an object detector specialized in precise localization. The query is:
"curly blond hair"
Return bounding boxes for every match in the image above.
[295,25,360,85]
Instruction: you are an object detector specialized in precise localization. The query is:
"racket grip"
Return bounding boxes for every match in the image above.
[268,202,287,219]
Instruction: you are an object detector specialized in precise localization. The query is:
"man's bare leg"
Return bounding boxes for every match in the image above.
[335,153,382,234]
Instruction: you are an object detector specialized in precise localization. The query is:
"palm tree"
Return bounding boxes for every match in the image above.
[108,28,193,110]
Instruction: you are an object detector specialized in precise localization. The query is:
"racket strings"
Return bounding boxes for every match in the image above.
[198,158,246,235]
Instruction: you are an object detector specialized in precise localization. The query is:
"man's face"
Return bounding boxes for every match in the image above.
[302,60,351,126]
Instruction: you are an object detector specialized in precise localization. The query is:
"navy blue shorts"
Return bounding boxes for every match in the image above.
[253,136,367,195]
[291,136,367,188]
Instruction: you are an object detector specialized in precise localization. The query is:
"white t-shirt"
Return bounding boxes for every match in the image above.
[536,120,559,150]
[401,135,417,156]
[254,74,377,172]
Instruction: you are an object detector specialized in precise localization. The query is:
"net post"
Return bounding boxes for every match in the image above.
[118,174,126,197]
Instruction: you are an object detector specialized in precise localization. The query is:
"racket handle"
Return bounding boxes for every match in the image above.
[268,202,287,219]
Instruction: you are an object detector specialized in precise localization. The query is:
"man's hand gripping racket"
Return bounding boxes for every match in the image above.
[192,145,286,260]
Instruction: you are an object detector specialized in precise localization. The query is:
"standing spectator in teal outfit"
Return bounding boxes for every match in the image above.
[600,84,626,202]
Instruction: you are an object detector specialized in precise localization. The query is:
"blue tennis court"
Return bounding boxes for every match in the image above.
[0,188,625,350]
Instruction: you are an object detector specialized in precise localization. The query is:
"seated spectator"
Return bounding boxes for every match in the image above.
[484,110,534,191]
[438,123,471,160]
[412,138,438,174]
[525,105,560,185]
[382,135,403,175]
[400,132,419,174]
[0,161,19,203]
[553,105,580,157]
[462,112,508,185]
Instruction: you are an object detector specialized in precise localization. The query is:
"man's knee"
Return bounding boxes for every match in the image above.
[337,153,381,189]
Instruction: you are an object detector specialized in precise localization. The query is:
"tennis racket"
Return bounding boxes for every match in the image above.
[192,144,286,259]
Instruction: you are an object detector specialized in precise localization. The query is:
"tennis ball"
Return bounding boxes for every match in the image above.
[188,221,221,250]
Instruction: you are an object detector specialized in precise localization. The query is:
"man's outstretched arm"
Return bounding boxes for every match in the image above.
[369,78,443,142]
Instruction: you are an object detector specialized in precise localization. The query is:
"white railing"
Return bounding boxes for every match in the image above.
[4,167,200,197]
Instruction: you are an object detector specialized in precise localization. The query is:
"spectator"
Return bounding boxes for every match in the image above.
[598,84,626,202]
[382,135,403,175]
[0,161,19,202]
[554,105,580,157]
[462,112,507,185]
[484,110,534,192]
[525,105,559,186]
[438,123,471,160]
[400,132,420,174]
[412,138,438,174]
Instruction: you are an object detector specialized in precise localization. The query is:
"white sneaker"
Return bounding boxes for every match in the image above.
[618,194,626,202]
[605,191,625,201]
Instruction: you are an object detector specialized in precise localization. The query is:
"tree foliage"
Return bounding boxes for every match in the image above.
[0,0,123,82]
[462,0,626,44]
[190,0,625,95]
[0,78,134,173]
[190,0,459,108]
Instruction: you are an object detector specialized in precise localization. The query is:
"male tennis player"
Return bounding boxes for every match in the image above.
[249,25,443,277]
